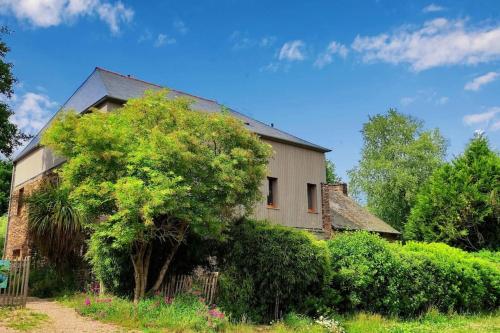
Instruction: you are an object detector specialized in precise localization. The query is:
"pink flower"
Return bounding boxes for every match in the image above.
[208,309,225,319]
[85,297,91,306]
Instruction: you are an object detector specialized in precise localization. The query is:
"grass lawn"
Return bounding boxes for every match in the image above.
[342,310,500,333]
[0,306,50,331]
[58,293,500,333]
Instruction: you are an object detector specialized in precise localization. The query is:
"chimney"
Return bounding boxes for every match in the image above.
[331,182,348,196]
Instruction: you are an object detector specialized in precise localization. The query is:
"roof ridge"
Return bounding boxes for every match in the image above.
[95,66,219,104]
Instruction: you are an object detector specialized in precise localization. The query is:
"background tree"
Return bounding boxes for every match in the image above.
[42,91,271,302]
[348,109,447,231]
[405,134,500,250]
[326,159,342,183]
[0,160,11,214]
[0,27,31,157]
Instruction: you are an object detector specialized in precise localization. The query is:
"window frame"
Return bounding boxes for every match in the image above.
[307,183,317,213]
[267,177,278,208]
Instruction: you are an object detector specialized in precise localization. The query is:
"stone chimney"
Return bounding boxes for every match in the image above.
[330,182,348,196]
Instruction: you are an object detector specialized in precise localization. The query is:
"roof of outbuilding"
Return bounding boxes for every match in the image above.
[14,67,330,162]
[328,190,400,235]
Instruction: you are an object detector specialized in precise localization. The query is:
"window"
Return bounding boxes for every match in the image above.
[307,183,317,213]
[17,188,24,215]
[12,249,21,258]
[267,177,278,208]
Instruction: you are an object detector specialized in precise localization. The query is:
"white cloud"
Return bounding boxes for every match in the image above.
[173,19,188,35]
[11,92,58,134]
[314,41,348,68]
[229,31,275,50]
[422,4,445,13]
[400,96,416,106]
[436,96,449,105]
[464,72,499,91]
[491,120,500,131]
[352,18,500,71]
[278,40,306,61]
[154,33,176,47]
[0,0,134,34]
[463,107,500,125]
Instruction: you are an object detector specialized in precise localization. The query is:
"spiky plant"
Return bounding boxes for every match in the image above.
[26,180,86,268]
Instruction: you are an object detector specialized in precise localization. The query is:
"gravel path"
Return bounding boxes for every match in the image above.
[0,297,129,333]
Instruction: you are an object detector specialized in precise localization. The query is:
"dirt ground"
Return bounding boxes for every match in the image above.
[0,297,129,333]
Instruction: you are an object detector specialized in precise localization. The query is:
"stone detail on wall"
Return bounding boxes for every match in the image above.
[321,183,333,239]
[4,172,57,259]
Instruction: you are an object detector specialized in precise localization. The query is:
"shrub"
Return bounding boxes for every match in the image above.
[29,265,77,298]
[326,232,500,317]
[218,219,331,323]
[0,215,6,258]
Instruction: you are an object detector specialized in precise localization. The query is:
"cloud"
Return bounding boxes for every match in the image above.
[463,107,500,125]
[352,18,500,71]
[11,92,58,134]
[436,96,449,105]
[422,4,445,13]
[400,96,416,106]
[0,0,134,34]
[154,33,176,47]
[314,41,348,68]
[464,72,499,91]
[278,40,306,61]
[173,19,188,35]
[229,31,276,50]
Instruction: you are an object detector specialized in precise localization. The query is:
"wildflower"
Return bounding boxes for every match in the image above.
[85,297,91,306]
[208,308,225,319]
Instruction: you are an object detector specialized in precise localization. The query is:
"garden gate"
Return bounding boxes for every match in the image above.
[0,256,31,307]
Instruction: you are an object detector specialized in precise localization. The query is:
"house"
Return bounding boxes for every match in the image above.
[3,68,399,259]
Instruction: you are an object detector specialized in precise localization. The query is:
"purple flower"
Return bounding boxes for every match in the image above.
[85,297,91,306]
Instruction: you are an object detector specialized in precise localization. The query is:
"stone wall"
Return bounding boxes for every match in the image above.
[3,172,56,259]
[321,183,333,239]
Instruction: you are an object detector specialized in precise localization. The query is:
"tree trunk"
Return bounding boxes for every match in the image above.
[131,243,151,304]
[149,223,187,293]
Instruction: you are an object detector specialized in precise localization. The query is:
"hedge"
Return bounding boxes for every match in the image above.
[218,219,331,322]
[327,232,500,317]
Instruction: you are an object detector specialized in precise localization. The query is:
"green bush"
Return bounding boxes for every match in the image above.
[29,265,77,298]
[326,232,500,317]
[218,219,331,323]
[0,215,6,258]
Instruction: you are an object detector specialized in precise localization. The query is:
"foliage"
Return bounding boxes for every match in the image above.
[0,27,31,157]
[342,310,500,333]
[0,214,6,257]
[59,293,333,333]
[0,159,11,214]
[406,134,500,250]
[42,90,271,301]
[326,231,500,317]
[0,307,49,331]
[348,109,447,231]
[29,264,77,298]
[218,219,331,322]
[326,159,342,183]
[26,180,85,268]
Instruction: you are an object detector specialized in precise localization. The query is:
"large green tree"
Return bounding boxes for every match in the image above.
[0,27,31,157]
[405,134,500,250]
[325,159,342,184]
[348,109,447,231]
[42,91,271,302]
[0,160,11,214]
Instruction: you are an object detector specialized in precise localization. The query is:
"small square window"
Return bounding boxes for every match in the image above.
[307,183,317,213]
[267,177,278,208]
[12,249,21,258]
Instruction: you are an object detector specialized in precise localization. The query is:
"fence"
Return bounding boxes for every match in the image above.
[0,256,31,307]
[160,272,219,304]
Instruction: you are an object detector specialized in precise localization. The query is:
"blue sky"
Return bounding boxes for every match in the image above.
[1,0,500,180]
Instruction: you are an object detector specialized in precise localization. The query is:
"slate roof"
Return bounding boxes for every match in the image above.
[329,190,400,235]
[14,67,330,162]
